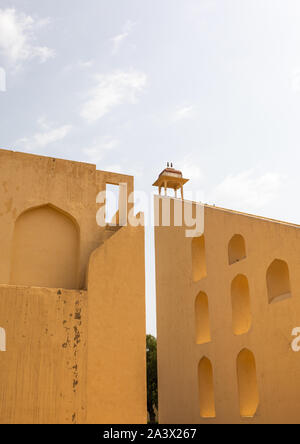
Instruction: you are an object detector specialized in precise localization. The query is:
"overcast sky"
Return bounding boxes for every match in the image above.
[1,0,300,335]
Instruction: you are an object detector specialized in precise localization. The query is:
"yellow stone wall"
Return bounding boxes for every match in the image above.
[87,224,146,424]
[155,195,300,424]
[0,148,134,289]
[0,149,146,424]
[0,285,87,424]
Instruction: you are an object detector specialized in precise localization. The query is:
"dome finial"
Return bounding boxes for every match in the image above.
[152,164,189,200]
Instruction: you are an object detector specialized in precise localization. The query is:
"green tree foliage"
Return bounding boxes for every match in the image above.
[146,334,158,423]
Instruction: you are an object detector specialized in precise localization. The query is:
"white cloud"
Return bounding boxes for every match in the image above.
[63,59,94,74]
[80,70,147,123]
[174,155,204,201]
[83,138,119,164]
[101,164,124,174]
[172,105,195,122]
[0,8,55,67]
[209,169,284,212]
[180,155,203,183]
[78,60,94,69]
[111,21,135,55]
[16,119,72,151]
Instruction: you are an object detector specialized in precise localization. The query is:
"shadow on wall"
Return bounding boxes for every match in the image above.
[266,259,291,304]
[192,236,207,282]
[10,204,80,290]
[231,275,252,336]
[198,357,216,418]
[195,292,211,345]
[237,349,259,418]
[228,234,246,265]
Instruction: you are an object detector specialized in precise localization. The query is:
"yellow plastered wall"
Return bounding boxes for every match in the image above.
[0,285,88,424]
[86,225,147,424]
[0,149,134,289]
[0,149,146,424]
[155,196,300,424]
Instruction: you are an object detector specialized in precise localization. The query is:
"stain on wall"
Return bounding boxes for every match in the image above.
[0,149,146,424]
[0,285,87,424]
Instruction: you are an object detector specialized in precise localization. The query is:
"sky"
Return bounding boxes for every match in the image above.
[1,0,300,335]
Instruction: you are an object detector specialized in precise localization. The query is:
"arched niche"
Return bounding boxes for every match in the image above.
[266,259,291,304]
[237,349,259,418]
[231,275,252,336]
[10,204,79,289]
[195,292,211,344]
[228,234,246,265]
[198,357,216,418]
[192,236,207,282]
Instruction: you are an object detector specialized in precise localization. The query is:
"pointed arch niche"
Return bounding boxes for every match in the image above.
[10,204,79,289]
[192,236,207,282]
[266,259,291,304]
[195,291,211,344]
[228,234,246,265]
[231,275,252,336]
[237,349,259,418]
[198,357,216,418]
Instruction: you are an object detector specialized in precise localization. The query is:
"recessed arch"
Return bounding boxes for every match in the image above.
[266,259,291,304]
[195,292,211,344]
[231,275,252,336]
[237,349,259,418]
[228,234,246,265]
[198,357,216,418]
[192,236,207,282]
[0,327,6,351]
[10,204,80,289]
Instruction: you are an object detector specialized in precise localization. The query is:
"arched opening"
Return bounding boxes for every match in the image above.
[192,236,207,282]
[237,349,259,418]
[228,234,246,265]
[266,259,291,304]
[0,327,6,351]
[198,357,216,418]
[10,204,79,289]
[195,292,211,344]
[231,275,251,336]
